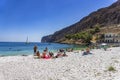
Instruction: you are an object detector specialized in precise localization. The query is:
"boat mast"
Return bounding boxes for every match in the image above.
[26,36,29,43]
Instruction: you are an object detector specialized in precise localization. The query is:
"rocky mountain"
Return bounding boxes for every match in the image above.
[41,0,120,43]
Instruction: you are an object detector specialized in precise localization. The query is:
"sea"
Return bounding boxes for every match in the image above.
[0,42,86,56]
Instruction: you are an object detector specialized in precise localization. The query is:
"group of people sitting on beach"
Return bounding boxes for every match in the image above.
[33,45,68,59]
[33,45,93,59]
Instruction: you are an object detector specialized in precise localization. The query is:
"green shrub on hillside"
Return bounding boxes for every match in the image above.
[94,25,100,33]
[65,25,101,44]
[108,66,116,71]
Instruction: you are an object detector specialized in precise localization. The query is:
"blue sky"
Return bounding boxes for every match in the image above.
[0,0,117,42]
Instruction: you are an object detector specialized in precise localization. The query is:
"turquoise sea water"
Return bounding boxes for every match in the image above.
[0,42,86,56]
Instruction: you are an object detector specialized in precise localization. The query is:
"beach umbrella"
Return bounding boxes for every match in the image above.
[101,43,107,46]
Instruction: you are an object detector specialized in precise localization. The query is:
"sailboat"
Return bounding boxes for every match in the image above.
[26,37,30,44]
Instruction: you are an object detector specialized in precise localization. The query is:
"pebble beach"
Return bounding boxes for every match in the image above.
[0,47,120,80]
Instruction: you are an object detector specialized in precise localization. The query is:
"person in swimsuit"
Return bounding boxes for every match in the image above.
[36,51,41,59]
[33,45,38,56]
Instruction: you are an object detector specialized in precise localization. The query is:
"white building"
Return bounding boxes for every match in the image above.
[104,33,120,43]
[98,33,120,43]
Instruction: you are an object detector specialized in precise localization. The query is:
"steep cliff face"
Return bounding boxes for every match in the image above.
[41,35,53,42]
[41,0,120,43]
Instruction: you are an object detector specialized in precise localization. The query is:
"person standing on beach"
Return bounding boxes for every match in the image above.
[45,47,48,52]
[33,45,38,55]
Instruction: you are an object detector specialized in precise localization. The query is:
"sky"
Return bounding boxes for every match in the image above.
[0,0,117,42]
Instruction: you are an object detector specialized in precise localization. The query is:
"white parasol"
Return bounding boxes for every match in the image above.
[101,43,107,46]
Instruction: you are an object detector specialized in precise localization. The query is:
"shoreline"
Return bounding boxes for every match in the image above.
[0,42,88,57]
